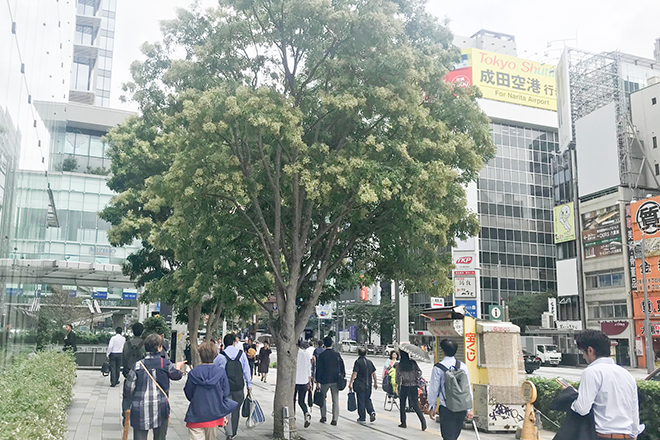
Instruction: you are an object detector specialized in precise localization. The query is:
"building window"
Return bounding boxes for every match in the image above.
[75,25,94,46]
[656,164,659,176]
[71,57,93,91]
[654,136,658,149]
[585,269,625,289]
[588,300,628,319]
[77,0,96,15]
[653,97,657,105]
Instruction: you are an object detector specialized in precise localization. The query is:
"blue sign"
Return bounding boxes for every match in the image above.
[156,302,160,312]
[6,288,23,296]
[69,290,77,298]
[455,300,477,318]
[349,326,357,341]
[93,291,108,299]
[122,291,137,300]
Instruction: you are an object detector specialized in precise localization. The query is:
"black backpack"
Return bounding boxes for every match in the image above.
[223,351,245,392]
[123,338,144,375]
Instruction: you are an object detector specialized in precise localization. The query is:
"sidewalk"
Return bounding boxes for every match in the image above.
[67,369,556,440]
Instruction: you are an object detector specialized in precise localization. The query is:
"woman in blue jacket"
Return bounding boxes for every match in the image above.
[184,340,239,440]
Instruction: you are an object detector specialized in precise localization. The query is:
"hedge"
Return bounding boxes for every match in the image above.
[0,350,77,440]
[529,377,660,440]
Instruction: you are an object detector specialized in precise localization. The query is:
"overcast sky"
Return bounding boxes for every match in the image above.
[110,0,660,111]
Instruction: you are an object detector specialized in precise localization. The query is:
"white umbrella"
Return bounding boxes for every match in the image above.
[396,342,431,362]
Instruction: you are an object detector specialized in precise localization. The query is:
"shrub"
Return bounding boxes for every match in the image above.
[530,376,660,439]
[0,350,77,439]
[142,316,170,339]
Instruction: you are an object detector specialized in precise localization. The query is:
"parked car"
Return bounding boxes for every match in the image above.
[645,367,660,381]
[365,344,376,355]
[384,344,396,358]
[523,349,542,374]
[340,339,358,353]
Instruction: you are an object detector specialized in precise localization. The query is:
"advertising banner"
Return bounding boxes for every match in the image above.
[443,49,557,111]
[315,304,333,319]
[626,205,638,291]
[553,202,576,243]
[581,205,622,260]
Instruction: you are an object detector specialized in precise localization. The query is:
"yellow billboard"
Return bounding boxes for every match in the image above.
[457,49,557,111]
[553,202,576,243]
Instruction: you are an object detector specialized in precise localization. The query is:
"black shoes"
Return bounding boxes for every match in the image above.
[398,423,407,428]
[304,413,311,428]
[331,420,337,426]
[370,412,376,423]
[320,417,326,423]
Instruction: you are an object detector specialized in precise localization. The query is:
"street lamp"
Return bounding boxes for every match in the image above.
[612,239,655,373]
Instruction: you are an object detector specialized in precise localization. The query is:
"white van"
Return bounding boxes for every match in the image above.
[340,340,358,353]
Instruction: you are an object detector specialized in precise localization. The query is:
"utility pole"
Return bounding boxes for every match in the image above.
[641,232,655,374]
[497,260,502,306]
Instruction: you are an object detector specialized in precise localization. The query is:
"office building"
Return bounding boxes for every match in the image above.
[406,30,559,339]
[554,48,660,366]
[0,0,138,351]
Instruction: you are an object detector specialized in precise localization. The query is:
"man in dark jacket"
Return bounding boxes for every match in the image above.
[315,336,345,426]
[63,324,77,352]
[184,340,238,439]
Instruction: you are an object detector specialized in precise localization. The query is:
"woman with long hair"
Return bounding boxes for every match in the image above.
[395,351,426,431]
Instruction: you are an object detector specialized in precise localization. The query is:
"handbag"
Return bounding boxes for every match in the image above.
[242,392,253,418]
[101,359,110,376]
[246,397,265,428]
[336,354,347,391]
[313,389,324,407]
[347,391,357,412]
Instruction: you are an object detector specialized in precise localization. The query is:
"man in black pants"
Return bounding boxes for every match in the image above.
[106,326,126,387]
[348,347,378,423]
[427,339,473,440]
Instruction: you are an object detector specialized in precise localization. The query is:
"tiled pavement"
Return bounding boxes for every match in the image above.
[67,369,556,440]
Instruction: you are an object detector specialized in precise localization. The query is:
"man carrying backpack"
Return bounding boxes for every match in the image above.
[427,339,473,440]
[214,333,252,440]
[122,322,146,426]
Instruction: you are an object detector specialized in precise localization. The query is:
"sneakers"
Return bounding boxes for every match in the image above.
[330,420,337,426]
[357,418,366,423]
[304,413,311,428]
[370,412,376,423]
[319,417,327,424]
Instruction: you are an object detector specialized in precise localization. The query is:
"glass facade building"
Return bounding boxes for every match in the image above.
[478,123,558,311]
[1,0,135,363]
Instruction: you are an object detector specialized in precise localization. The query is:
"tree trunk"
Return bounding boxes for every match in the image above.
[272,334,298,438]
[206,304,223,341]
[188,304,202,367]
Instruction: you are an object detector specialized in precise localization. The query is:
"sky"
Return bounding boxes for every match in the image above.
[110,0,660,111]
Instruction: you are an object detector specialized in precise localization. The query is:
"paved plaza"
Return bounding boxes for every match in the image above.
[67,368,556,440]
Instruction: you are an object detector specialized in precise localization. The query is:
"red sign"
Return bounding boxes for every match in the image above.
[455,256,473,265]
[454,270,476,276]
[600,321,629,336]
[466,332,476,362]
[444,67,472,87]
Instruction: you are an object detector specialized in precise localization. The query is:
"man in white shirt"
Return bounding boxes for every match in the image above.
[427,339,473,440]
[106,327,126,387]
[570,330,642,439]
[295,340,313,428]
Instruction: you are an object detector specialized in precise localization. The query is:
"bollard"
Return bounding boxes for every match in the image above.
[520,381,539,440]
[283,406,290,440]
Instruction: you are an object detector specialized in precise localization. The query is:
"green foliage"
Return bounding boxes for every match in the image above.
[86,166,110,176]
[638,380,660,440]
[36,313,51,351]
[61,156,78,172]
[0,351,77,439]
[142,316,170,338]
[105,0,494,434]
[509,290,556,331]
[529,377,660,439]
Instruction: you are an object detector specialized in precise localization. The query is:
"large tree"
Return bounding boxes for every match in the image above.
[107,0,493,436]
